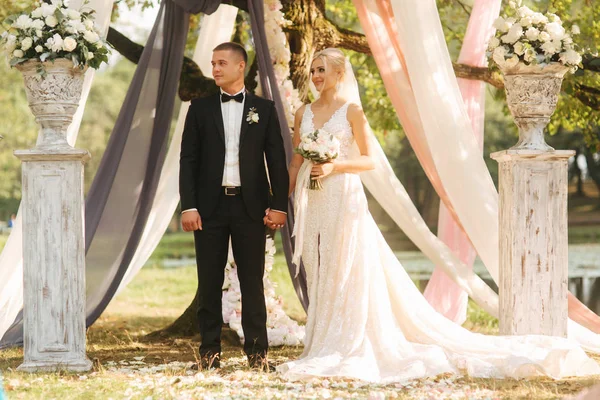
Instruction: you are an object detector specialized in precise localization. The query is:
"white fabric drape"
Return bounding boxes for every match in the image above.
[0,0,115,341]
[117,5,238,292]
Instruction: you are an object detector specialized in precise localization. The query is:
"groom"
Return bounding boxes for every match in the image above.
[179,42,289,371]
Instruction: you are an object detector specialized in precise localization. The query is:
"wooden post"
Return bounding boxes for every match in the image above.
[491,149,573,337]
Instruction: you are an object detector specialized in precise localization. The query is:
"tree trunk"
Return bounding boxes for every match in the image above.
[147,291,200,339]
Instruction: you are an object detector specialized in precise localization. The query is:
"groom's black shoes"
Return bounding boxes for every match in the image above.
[248,353,275,372]
[192,353,221,371]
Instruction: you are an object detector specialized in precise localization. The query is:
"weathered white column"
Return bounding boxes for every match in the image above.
[492,62,572,337]
[491,150,572,337]
[15,59,92,372]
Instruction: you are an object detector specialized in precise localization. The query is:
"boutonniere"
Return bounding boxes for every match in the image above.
[246,107,259,124]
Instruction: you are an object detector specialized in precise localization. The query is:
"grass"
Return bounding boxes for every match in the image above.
[1,240,600,399]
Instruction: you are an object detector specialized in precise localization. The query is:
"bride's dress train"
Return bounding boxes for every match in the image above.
[277,102,600,383]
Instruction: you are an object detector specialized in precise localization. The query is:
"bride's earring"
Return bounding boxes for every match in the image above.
[335,81,340,92]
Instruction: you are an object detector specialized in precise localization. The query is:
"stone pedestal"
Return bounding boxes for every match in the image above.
[491,149,573,337]
[15,148,91,372]
[14,59,91,372]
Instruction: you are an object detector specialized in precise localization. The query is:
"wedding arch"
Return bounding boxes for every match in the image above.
[1,0,600,351]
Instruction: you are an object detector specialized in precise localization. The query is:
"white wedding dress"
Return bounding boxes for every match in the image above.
[277,101,600,383]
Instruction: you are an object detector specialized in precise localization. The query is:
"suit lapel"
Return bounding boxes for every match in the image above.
[211,93,226,145]
[239,92,254,149]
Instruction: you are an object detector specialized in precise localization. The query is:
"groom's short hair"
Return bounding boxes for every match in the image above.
[213,42,248,64]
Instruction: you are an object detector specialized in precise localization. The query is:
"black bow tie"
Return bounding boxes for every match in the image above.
[221,92,244,103]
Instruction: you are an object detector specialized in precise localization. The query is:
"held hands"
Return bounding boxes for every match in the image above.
[182,211,202,232]
[311,161,335,180]
[263,208,286,230]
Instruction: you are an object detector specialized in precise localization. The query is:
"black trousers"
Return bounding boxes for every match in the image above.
[193,192,268,358]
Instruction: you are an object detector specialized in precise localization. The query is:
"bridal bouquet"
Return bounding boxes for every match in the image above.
[1,0,109,72]
[295,129,340,190]
[487,0,582,72]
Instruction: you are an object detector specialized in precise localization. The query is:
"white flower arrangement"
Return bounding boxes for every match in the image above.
[487,0,582,72]
[221,237,305,347]
[1,0,109,73]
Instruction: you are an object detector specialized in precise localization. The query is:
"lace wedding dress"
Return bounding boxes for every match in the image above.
[277,102,600,383]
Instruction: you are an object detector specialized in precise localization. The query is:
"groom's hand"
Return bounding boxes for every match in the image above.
[182,211,202,231]
[265,210,286,230]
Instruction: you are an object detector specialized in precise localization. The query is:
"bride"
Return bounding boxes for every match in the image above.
[276,48,600,383]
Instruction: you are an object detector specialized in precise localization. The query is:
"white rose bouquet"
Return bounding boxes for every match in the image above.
[295,129,340,190]
[1,0,109,74]
[487,0,582,72]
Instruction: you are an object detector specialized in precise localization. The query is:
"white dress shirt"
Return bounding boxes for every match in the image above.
[220,87,245,186]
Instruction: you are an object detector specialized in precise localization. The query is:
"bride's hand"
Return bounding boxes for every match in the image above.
[311,162,335,179]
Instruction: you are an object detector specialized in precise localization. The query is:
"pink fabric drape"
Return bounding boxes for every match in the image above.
[423,0,500,324]
[352,0,463,230]
[354,0,600,333]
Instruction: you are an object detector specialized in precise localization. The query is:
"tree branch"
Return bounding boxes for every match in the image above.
[452,63,504,88]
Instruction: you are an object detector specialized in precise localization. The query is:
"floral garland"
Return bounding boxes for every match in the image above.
[259,0,303,127]
[221,236,305,346]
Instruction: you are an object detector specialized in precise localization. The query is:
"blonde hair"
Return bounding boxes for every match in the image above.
[312,48,346,79]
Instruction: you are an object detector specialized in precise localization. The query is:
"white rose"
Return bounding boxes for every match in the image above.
[13,49,24,58]
[45,15,58,28]
[524,48,537,63]
[541,40,558,55]
[46,33,64,52]
[505,55,520,68]
[13,15,33,29]
[493,17,511,33]
[560,48,582,65]
[62,37,77,52]
[21,37,33,51]
[31,19,45,30]
[563,36,573,45]
[36,29,43,37]
[517,6,534,18]
[84,19,94,30]
[67,10,80,20]
[525,27,540,41]
[40,3,57,17]
[519,16,533,27]
[513,42,526,56]
[548,13,561,23]
[66,20,86,34]
[35,45,44,53]
[488,36,500,50]
[492,46,507,66]
[83,30,100,43]
[85,51,94,60]
[501,24,523,44]
[31,7,43,18]
[571,24,580,35]
[546,22,566,41]
[539,32,551,42]
[4,37,17,53]
[531,13,548,25]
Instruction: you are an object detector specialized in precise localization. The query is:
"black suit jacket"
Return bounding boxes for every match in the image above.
[179,92,289,221]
